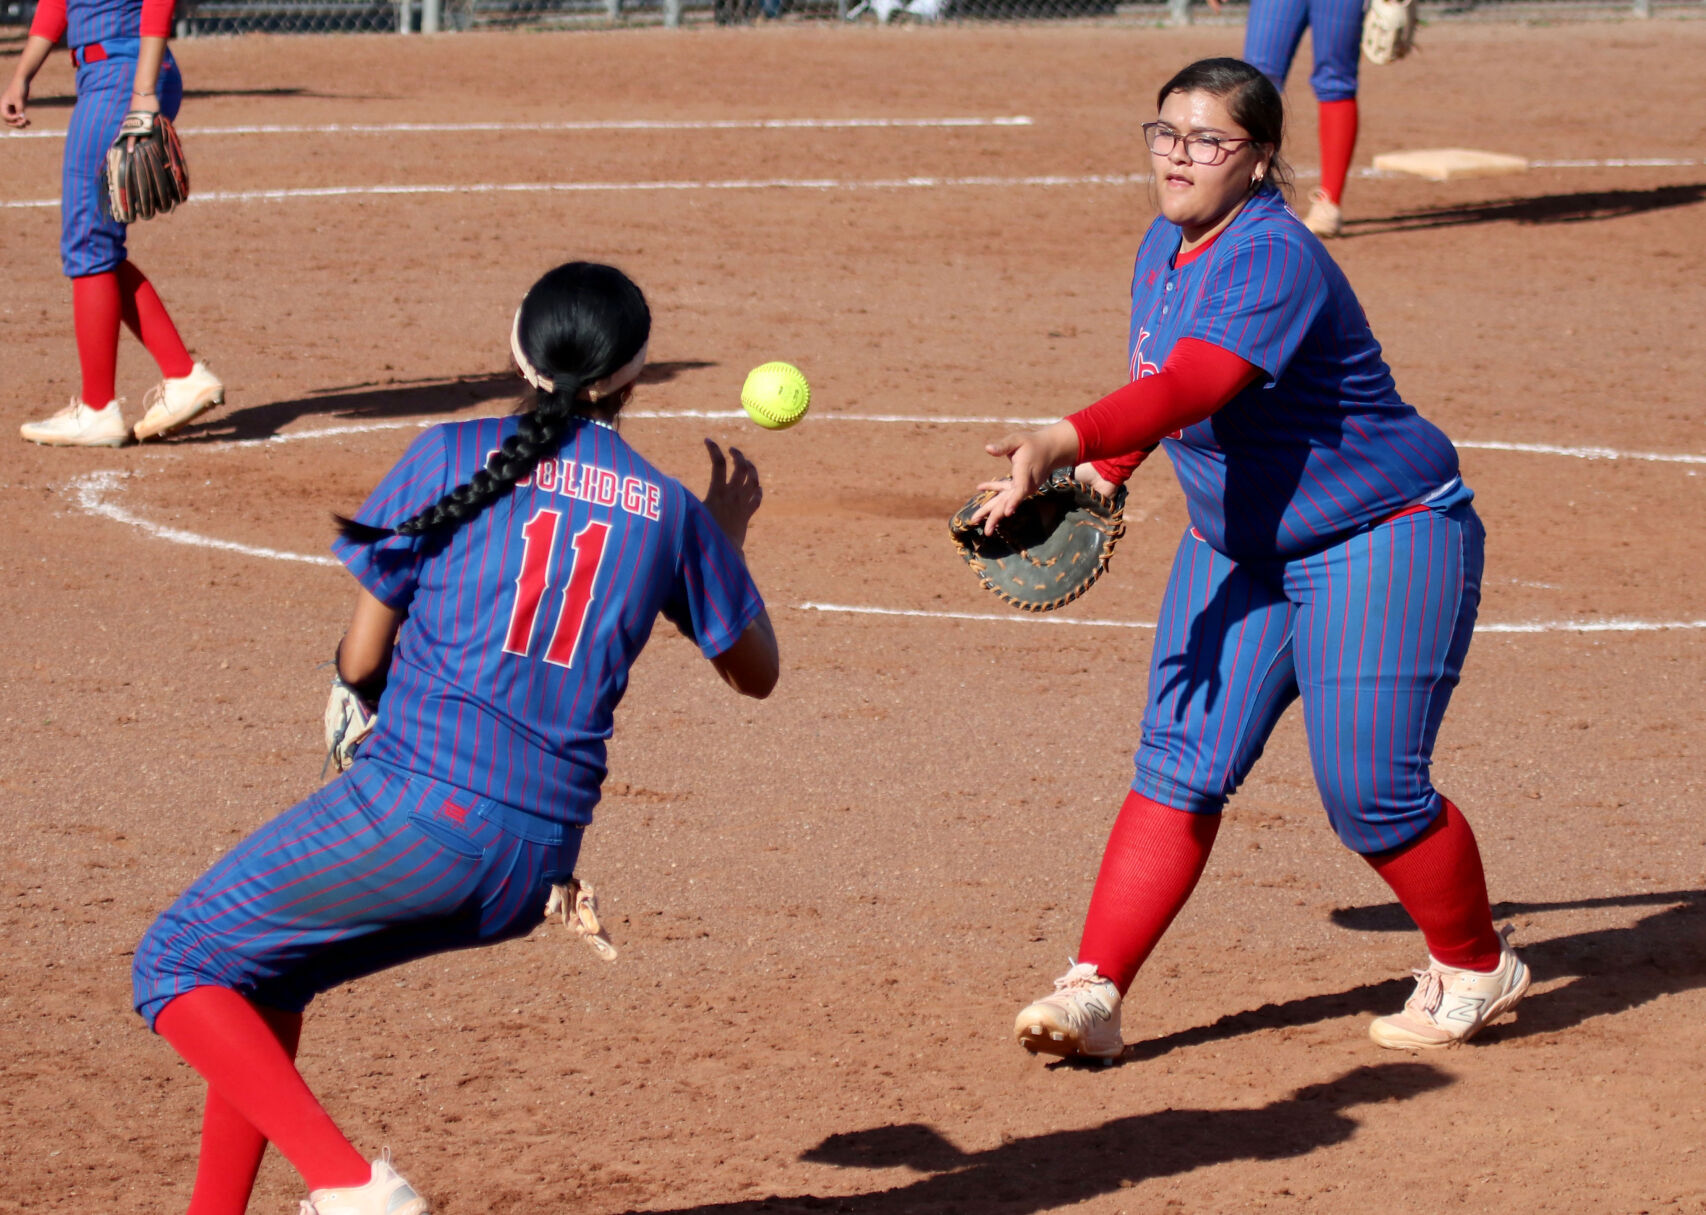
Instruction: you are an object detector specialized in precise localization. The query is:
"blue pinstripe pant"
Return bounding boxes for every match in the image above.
[62,53,183,278]
[1242,0,1363,102]
[133,760,582,1030]
[1130,501,1484,854]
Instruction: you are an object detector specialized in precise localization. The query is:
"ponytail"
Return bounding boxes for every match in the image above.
[337,263,650,545]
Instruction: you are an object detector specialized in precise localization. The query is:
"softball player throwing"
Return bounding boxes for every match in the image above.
[132,262,779,1214]
[3,0,223,447]
[973,59,1530,1063]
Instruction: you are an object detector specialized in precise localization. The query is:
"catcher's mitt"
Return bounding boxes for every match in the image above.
[545,878,618,961]
[1361,0,1418,65]
[950,469,1126,612]
[323,675,377,777]
[99,110,190,224]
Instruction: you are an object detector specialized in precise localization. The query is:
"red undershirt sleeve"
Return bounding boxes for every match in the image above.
[28,0,67,43]
[140,0,176,39]
[1069,337,1265,486]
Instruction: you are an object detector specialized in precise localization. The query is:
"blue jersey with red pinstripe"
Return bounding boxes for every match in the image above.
[331,415,764,825]
[1128,186,1464,562]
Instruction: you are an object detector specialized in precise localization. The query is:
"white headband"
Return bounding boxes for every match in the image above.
[510,307,648,403]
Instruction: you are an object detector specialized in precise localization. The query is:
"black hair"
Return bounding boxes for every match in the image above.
[1155,57,1294,196]
[337,262,651,544]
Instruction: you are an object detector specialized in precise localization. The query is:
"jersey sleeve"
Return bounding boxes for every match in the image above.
[1185,232,1328,381]
[660,495,766,659]
[28,0,67,42]
[329,427,450,611]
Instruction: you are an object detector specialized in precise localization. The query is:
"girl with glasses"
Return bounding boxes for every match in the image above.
[967,58,1530,1064]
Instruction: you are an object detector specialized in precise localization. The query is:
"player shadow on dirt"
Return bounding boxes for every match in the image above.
[21,87,334,110]
[1107,888,1706,1065]
[617,1063,1450,1215]
[1341,182,1706,236]
[171,361,716,443]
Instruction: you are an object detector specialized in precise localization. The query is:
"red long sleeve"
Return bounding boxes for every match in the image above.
[28,0,67,43]
[140,0,177,38]
[1069,338,1264,486]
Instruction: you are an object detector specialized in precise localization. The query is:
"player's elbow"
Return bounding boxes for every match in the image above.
[712,615,779,699]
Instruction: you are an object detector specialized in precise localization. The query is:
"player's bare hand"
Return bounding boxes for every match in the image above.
[970,420,1079,535]
[1073,461,1121,498]
[1,77,30,129]
[702,438,762,552]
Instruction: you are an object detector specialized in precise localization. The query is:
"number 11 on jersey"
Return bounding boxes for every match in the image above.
[503,508,611,667]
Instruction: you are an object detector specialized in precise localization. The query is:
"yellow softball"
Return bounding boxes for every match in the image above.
[740,362,811,430]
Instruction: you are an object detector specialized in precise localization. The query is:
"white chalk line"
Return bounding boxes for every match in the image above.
[202,413,1706,468]
[798,601,1706,635]
[2,115,1034,140]
[6,156,1701,210]
[68,470,340,568]
[63,420,1704,635]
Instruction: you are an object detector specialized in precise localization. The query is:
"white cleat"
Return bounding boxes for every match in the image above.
[304,1155,429,1215]
[1302,187,1343,239]
[133,359,224,441]
[1014,961,1123,1063]
[1370,926,1532,1050]
[20,397,129,447]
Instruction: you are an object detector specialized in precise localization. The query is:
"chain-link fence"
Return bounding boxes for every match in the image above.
[2,0,1698,37]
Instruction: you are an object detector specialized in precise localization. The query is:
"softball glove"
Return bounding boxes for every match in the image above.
[1361,0,1418,65]
[950,468,1126,612]
[323,675,377,777]
[99,110,190,224]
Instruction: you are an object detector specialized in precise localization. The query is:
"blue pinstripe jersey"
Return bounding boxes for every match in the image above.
[1130,187,1463,562]
[331,416,764,826]
[66,0,147,50]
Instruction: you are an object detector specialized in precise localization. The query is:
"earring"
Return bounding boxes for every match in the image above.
[587,388,601,402]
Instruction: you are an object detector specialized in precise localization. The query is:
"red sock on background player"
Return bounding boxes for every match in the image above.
[1317,98,1359,206]
[1076,790,1221,993]
[70,261,193,409]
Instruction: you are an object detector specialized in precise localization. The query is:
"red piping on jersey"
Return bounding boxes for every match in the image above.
[1069,338,1264,486]
[1172,222,1229,269]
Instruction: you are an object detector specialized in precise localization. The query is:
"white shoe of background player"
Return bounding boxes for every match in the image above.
[19,397,129,447]
[133,359,225,441]
[302,1155,429,1215]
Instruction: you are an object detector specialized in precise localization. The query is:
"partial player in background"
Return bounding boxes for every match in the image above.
[2,0,223,447]
[131,262,779,1215]
[1207,0,1362,237]
[971,58,1529,1063]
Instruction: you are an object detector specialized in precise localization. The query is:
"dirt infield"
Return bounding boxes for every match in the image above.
[3,19,1705,1214]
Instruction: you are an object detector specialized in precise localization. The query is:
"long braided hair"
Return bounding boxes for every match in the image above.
[338,262,651,544]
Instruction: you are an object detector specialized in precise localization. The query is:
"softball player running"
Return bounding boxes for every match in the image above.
[3,0,223,447]
[132,262,779,1215]
[972,59,1529,1063]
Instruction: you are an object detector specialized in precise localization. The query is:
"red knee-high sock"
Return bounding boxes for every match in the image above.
[154,986,370,1194]
[1365,799,1504,972]
[1317,98,1359,205]
[116,260,194,380]
[71,272,123,408]
[187,1007,303,1215]
[1076,791,1221,994]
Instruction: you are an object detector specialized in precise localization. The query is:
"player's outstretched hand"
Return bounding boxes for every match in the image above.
[970,420,1080,535]
[1,76,30,129]
[702,438,762,552]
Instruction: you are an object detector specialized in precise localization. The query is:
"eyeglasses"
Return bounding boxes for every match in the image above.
[1142,122,1256,166]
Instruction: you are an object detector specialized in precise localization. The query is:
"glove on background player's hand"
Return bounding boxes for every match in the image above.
[950,469,1127,612]
[99,110,190,223]
[1362,0,1419,65]
[323,676,377,776]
